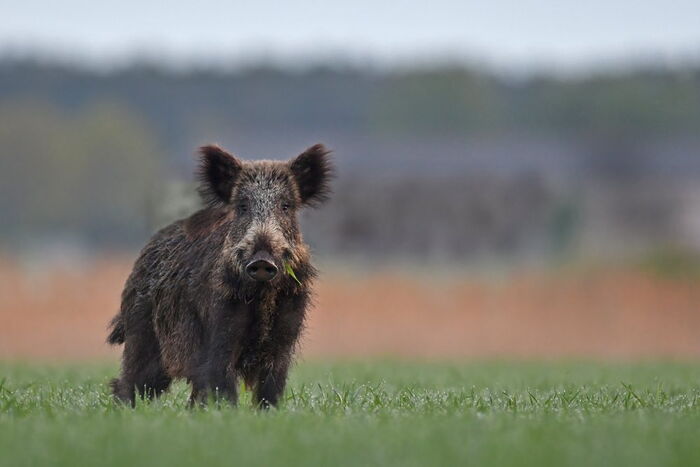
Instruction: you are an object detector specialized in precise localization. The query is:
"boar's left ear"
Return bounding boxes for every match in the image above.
[289,144,334,207]
[197,145,243,206]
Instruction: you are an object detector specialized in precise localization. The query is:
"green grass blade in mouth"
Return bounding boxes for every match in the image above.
[285,262,302,286]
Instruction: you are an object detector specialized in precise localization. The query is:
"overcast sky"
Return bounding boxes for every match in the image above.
[2,0,699,72]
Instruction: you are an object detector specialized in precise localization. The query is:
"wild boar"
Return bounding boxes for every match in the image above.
[107,143,333,408]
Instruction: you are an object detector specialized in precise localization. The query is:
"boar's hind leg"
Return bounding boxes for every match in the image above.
[112,302,171,406]
[113,339,171,406]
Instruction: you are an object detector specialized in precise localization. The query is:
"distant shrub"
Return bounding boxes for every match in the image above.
[639,247,700,278]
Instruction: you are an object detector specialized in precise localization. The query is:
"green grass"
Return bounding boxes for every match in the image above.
[1,361,700,467]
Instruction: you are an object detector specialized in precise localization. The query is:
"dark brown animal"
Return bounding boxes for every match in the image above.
[107,144,333,408]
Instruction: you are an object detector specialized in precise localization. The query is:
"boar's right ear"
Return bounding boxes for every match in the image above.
[197,145,243,206]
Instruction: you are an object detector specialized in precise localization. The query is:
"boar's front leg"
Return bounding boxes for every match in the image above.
[254,357,291,409]
[190,302,250,406]
[253,295,307,408]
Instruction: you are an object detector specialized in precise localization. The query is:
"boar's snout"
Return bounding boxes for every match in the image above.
[245,251,278,282]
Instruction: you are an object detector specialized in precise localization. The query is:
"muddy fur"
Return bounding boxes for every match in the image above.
[107,144,333,408]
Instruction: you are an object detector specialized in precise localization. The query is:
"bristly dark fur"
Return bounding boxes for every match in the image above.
[289,144,334,207]
[107,314,125,344]
[107,143,333,409]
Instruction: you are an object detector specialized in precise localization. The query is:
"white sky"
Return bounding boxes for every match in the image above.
[1,0,699,72]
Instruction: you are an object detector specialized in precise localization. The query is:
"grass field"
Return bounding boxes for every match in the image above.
[1,361,700,467]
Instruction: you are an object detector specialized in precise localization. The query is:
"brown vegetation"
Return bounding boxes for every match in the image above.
[1,257,698,360]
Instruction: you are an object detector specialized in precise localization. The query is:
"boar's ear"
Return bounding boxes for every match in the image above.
[197,145,243,206]
[289,144,334,207]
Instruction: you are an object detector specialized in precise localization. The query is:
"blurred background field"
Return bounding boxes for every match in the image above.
[1,0,700,361]
[1,257,700,360]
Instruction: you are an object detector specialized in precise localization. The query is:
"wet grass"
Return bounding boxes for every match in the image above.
[1,361,699,466]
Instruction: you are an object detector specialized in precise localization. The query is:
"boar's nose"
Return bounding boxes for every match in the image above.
[245,252,278,282]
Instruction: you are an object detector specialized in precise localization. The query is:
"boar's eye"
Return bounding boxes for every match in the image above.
[281,203,291,212]
[238,202,249,213]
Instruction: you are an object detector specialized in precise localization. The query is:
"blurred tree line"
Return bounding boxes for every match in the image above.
[2,61,697,140]
[0,99,162,248]
[0,59,698,259]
